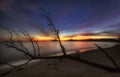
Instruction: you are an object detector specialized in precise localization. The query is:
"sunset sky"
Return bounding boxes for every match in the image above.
[0,0,120,41]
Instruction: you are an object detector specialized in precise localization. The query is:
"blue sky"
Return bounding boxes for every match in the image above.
[0,0,120,37]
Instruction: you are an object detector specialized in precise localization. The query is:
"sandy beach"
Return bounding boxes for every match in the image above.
[1,45,120,77]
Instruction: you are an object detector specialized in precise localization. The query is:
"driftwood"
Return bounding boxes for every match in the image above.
[0,9,120,76]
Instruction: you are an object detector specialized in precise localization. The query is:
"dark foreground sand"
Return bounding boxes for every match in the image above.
[1,45,120,77]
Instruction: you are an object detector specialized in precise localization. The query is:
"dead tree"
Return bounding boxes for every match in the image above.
[0,9,120,76]
[40,8,67,56]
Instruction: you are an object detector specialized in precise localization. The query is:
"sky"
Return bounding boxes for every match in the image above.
[0,0,120,40]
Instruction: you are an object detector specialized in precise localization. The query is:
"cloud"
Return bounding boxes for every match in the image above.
[23,3,40,11]
[100,30,120,36]
[0,0,15,11]
[0,11,12,23]
[64,29,120,39]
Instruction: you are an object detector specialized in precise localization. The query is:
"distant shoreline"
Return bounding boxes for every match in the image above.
[0,39,120,42]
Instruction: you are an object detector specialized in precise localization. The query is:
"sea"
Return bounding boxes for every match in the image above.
[0,41,119,69]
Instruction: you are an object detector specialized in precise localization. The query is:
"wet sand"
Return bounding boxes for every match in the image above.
[1,45,120,77]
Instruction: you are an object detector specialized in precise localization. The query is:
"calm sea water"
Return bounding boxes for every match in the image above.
[0,41,119,63]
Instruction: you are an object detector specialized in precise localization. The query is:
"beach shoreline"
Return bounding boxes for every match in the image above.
[1,44,120,77]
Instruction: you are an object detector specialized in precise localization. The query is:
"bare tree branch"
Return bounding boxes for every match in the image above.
[34,41,41,56]
[40,8,67,56]
[0,9,120,77]
[94,43,119,68]
[0,59,32,76]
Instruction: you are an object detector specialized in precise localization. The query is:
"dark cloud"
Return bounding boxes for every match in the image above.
[100,30,120,36]
[0,0,120,37]
[0,0,15,11]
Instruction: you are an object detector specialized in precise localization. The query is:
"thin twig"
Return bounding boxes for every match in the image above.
[94,43,119,68]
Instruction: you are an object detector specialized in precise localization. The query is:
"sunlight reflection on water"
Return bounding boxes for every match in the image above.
[0,41,119,63]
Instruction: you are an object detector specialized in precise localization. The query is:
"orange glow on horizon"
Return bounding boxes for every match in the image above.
[33,36,54,41]
[32,35,117,41]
